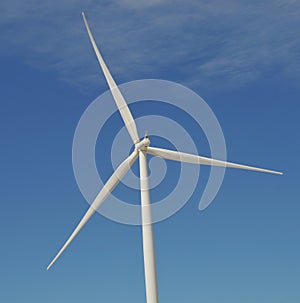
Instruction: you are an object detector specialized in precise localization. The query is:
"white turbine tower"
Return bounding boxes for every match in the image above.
[47,12,283,303]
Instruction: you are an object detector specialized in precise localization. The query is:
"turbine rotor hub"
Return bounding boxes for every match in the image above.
[135,137,150,151]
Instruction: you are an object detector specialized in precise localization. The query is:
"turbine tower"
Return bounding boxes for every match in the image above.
[47,12,282,303]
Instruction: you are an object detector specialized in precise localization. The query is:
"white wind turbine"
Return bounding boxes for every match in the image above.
[47,12,283,303]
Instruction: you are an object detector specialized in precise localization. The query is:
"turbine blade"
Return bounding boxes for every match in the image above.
[146,147,283,175]
[82,12,139,143]
[47,150,139,270]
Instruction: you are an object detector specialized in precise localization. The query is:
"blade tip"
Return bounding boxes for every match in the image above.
[272,170,283,175]
[47,260,55,271]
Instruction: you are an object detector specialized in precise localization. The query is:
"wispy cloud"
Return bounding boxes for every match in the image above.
[1,0,299,91]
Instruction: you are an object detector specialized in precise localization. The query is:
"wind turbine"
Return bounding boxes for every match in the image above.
[47,12,283,303]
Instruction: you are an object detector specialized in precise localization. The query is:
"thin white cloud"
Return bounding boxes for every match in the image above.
[1,0,299,91]
[118,0,163,9]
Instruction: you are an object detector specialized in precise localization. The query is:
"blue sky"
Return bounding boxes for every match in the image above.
[0,1,299,302]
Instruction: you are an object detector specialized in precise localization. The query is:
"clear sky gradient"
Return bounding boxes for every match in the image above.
[0,1,299,302]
